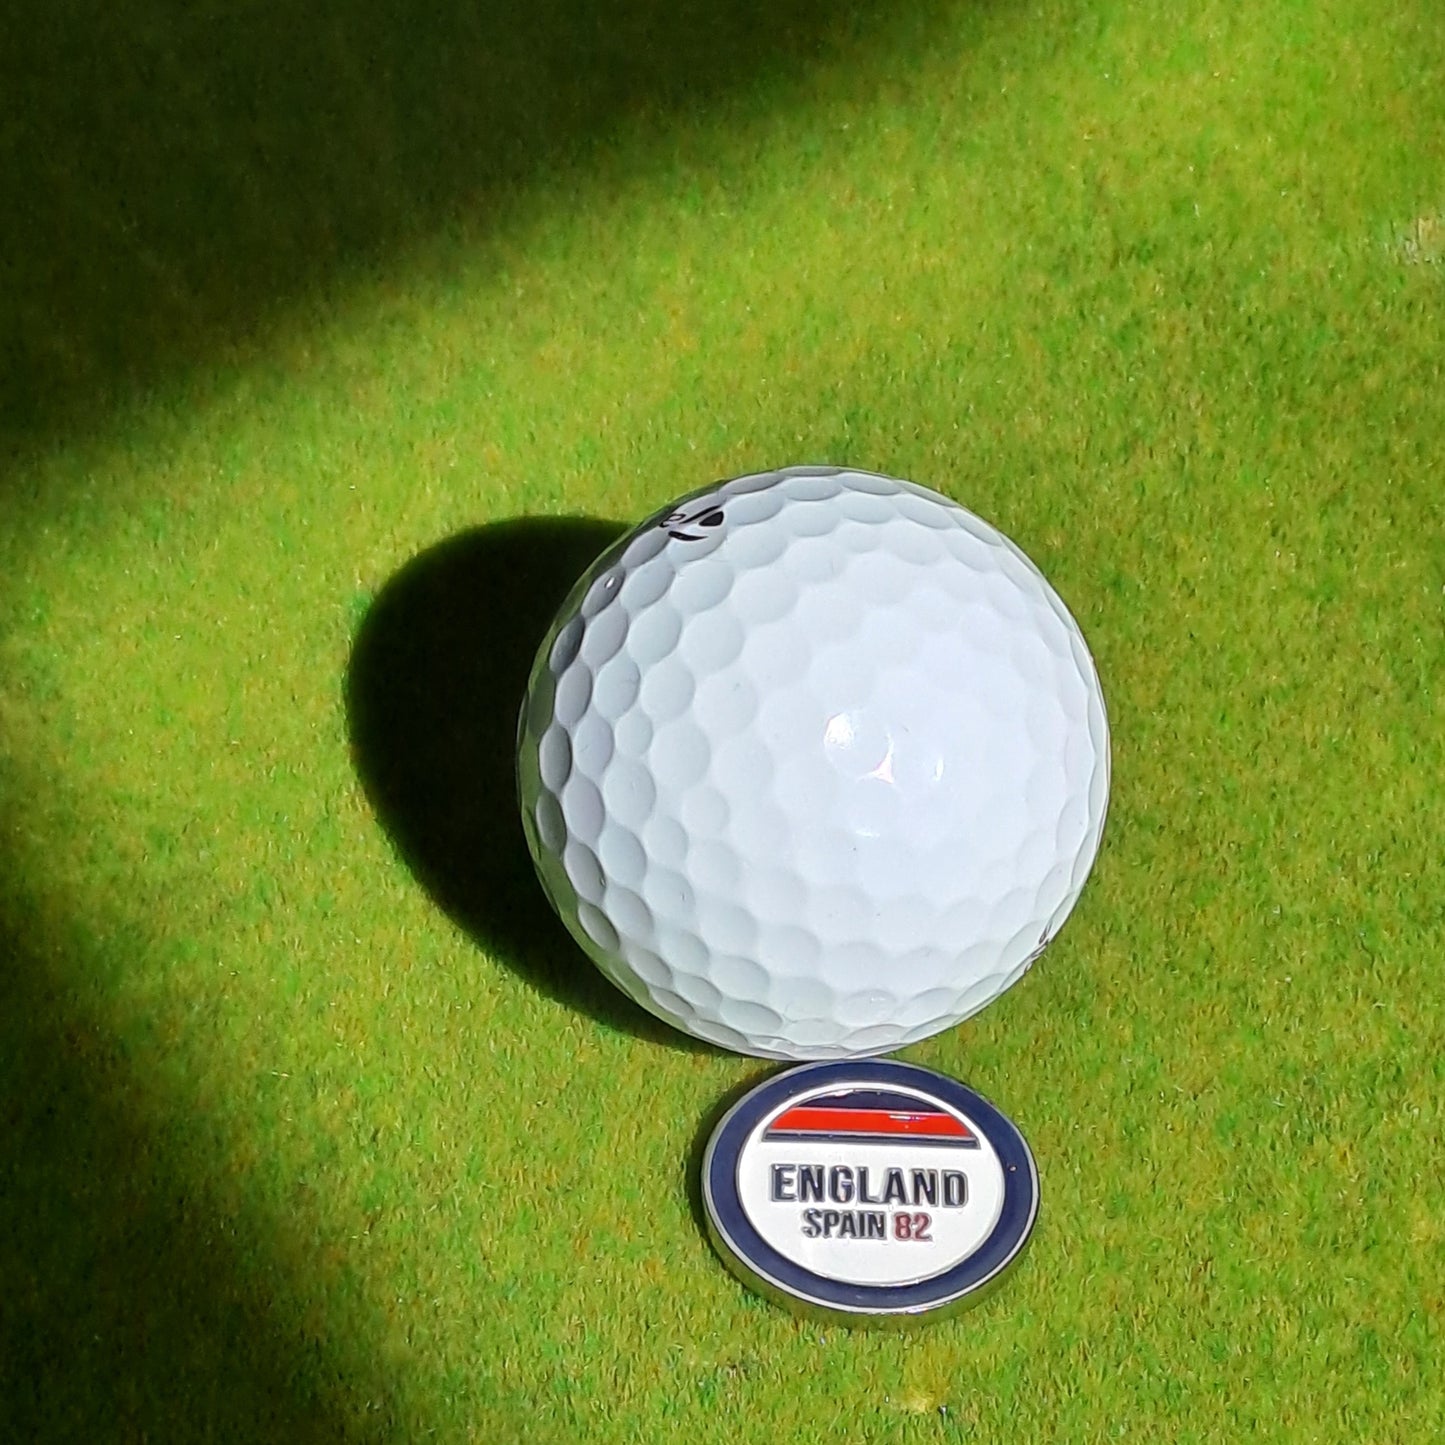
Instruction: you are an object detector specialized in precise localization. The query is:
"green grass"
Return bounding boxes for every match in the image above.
[2,0,1443,1439]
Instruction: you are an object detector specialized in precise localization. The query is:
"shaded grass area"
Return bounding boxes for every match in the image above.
[0,901,400,1442]
[0,0,906,453]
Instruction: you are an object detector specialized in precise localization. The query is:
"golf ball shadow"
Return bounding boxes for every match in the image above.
[345,516,718,1053]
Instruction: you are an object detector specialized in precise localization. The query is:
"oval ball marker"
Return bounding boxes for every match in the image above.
[701,1059,1038,1325]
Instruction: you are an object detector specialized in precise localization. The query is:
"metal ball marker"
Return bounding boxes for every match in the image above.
[701,1059,1038,1325]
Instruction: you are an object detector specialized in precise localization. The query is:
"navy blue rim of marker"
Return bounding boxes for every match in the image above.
[703,1059,1037,1315]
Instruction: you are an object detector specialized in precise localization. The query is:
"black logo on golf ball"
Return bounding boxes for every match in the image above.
[659,504,725,541]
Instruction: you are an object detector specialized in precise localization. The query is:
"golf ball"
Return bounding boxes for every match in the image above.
[517,466,1110,1059]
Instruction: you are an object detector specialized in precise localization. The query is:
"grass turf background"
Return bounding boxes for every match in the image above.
[2,0,1442,1439]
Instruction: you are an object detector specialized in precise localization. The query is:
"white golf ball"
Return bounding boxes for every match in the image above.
[517,466,1110,1059]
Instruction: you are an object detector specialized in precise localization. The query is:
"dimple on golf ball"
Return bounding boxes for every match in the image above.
[516,466,1110,1060]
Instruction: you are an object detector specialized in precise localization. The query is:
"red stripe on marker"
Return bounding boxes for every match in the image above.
[768,1106,973,1141]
